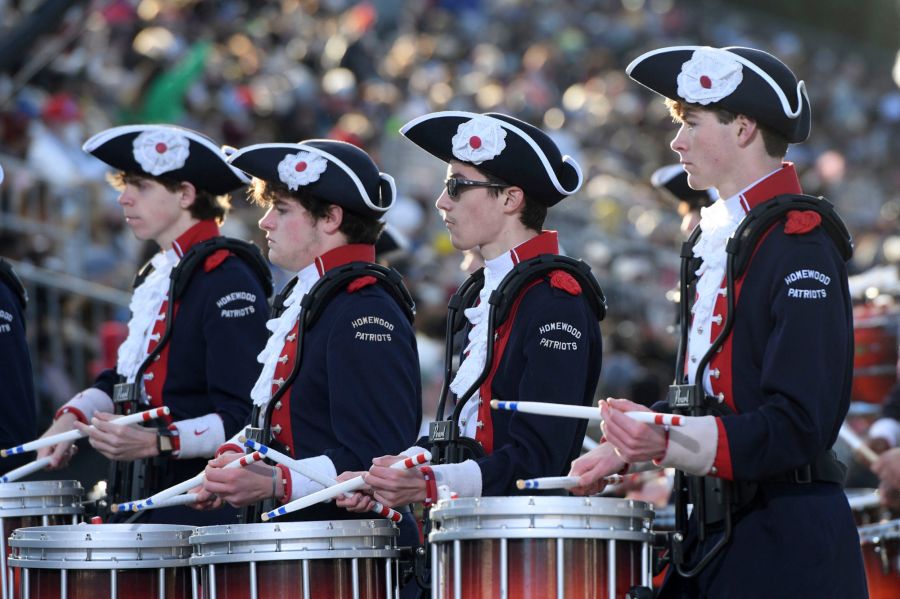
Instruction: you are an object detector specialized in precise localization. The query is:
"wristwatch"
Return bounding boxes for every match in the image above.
[157,432,174,456]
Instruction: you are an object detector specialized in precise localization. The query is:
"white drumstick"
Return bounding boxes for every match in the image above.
[242,438,403,523]
[1,407,171,457]
[0,457,53,483]
[839,423,879,464]
[491,400,684,426]
[262,451,432,522]
[131,450,263,511]
[582,436,600,451]
[516,474,625,490]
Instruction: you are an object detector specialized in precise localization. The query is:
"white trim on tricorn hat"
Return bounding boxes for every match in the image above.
[228,142,394,215]
[0,163,4,186]
[400,110,583,197]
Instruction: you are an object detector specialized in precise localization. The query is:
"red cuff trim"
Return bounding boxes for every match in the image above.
[216,443,243,457]
[712,418,734,480]
[56,406,88,425]
[420,465,437,507]
[276,464,291,504]
[166,424,181,458]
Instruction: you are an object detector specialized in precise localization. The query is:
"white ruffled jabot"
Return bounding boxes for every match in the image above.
[250,264,320,407]
[449,252,515,403]
[116,250,178,384]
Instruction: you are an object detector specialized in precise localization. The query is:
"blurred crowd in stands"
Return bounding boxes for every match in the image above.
[3,0,900,435]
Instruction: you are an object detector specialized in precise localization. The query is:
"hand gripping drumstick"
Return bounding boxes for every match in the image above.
[1,407,172,457]
[491,400,684,427]
[111,493,199,513]
[1,457,53,483]
[839,423,879,464]
[242,438,403,523]
[261,450,432,522]
[127,450,263,512]
[516,474,625,491]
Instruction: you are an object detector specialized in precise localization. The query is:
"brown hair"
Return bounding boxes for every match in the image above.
[249,179,384,245]
[665,99,789,158]
[479,170,547,233]
[108,171,231,223]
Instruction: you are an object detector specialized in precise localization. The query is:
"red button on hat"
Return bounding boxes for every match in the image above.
[469,135,482,149]
[155,142,168,153]
[700,75,712,89]
[295,162,307,172]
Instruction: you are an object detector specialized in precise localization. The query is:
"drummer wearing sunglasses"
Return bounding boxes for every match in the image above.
[337,112,604,523]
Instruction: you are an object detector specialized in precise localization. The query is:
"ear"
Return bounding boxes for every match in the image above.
[178,182,197,209]
[735,115,759,148]
[501,185,525,215]
[320,204,344,235]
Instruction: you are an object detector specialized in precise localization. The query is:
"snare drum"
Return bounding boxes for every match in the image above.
[846,488,887,525]
[858,519,900,599]
[190,520,399,599]
[852,302,899,404]
[429,496,654,599]
[0,481,83,599]
[8,524,193,599]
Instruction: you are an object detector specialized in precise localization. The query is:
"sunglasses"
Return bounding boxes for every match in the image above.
[444,177,508,199]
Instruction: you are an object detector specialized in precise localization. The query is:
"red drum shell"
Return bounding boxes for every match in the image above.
[852,303,899,404]
[858,520,900,599]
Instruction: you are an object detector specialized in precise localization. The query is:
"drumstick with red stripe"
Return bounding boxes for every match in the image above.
[839,423,879,464]
[242,438,403,523]
[128,450,263,512]
[516,474,626,491]
[491,400,684,427]
[1,407,171,457]
[261,451,432,522]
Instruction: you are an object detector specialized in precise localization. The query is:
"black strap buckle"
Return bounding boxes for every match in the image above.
[793,464,812,484]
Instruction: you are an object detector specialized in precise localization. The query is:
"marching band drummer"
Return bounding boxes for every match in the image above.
[337,112,603,511]
[569,46,867,597]
[36,124,271,525]
[196,140,421,542]
[0,163,38,474]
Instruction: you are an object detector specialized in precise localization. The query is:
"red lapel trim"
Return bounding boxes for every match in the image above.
[314,244,375,276]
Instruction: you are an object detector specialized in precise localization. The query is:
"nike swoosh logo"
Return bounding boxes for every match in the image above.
[194,428,210,436]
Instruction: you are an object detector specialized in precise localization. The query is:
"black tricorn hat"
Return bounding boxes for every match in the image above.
[627,46,811,144]
[227,139,395,219]
[82,124,250,195]
[400,111,583,206]
[650,164,716,210]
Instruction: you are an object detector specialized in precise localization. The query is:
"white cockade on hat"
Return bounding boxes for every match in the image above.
[277,151,328,190]
[676,48,744,105]
[451,116,507,164]
[132,129,190,176]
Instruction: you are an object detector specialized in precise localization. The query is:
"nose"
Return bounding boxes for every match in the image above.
[258,207,275,231]
[117,188,133,207]
[435,188,452,212]
[670,125,687,153]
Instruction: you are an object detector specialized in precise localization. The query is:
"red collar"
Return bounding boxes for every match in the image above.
[314,244,376,276]
[739,163,802,212]
[171,220,220,258]
[510,231,559,264]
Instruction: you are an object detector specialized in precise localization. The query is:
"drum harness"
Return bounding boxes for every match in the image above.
[0,258,28,312]
[660,194,853,579]
[415,254,607,590]
[241,260,415,526]
[107,237,273,519]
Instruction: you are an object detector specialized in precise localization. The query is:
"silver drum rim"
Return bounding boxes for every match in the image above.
[0,480,83,517]
[189,520,399,565]
[429,496,654,543]
[859,519,900,544]
[8,524,194,569]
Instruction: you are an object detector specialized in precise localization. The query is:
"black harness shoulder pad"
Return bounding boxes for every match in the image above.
[171,237,274,301]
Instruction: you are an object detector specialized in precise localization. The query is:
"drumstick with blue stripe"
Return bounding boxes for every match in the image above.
[491,400,684,427]
[1,407,171,457]
[111,493,199,513]
[1,457,53,483]
[516,474,626,491]
[261,450,432,522]
[128,450,263,512]
[242,438,403,523]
